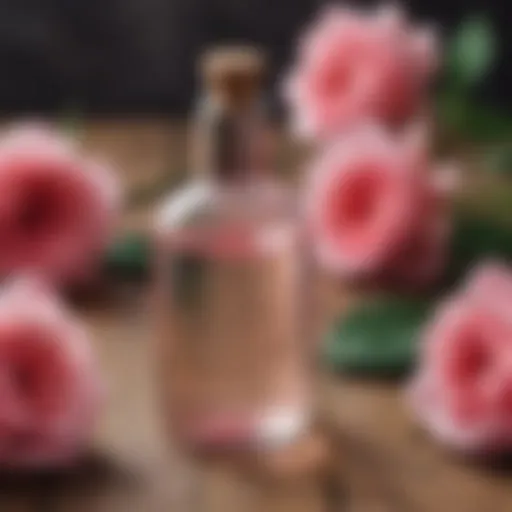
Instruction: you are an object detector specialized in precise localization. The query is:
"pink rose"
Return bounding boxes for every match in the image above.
[409,261,512,453]
[305,125,453,288]
[283,4,438,140]
[0,277,102,468]
[0,122,120,285]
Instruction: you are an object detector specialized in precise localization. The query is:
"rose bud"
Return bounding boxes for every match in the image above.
[0,277,102,468]
[305,125,454,289]
[408,261,512,453]
[282,4,438,141]
[0,122,120,285]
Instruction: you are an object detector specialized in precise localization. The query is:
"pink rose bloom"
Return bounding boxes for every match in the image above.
[305,125,453,288]
[0,277,102,468]
[409,261,512,453]
[0,122,120,285]
[283,4,438,140]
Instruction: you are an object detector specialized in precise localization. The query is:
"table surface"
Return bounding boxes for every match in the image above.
[1,120,512,512]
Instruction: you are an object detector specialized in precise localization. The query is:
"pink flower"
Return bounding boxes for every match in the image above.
[409,261,512,453]
[305,125,453,288]
[0,122,120,285]
[0,277,102,468]
[283,4,438,140]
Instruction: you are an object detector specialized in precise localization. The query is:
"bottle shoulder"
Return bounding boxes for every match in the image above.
[155,180,214,232]
[155,177,296,233]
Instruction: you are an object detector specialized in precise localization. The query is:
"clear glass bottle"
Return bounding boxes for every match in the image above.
[152,47,312,453]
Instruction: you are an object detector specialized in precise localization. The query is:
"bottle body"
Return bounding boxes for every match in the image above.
[153,179,311,452]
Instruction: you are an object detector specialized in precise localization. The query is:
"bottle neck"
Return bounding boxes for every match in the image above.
[192,95,270,183]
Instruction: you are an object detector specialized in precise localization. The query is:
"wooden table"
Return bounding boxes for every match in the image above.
[1,120,512,511]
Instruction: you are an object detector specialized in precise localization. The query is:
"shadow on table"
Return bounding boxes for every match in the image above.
[0,450,144,498]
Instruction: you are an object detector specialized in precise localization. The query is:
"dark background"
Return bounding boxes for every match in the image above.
[0,0,509,115]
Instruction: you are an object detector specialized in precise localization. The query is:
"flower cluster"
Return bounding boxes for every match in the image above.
[0,122,118,468]
[284,3,449,289]
[284,3,512,456]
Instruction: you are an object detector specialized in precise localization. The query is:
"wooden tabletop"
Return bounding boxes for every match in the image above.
[1,120,512,512]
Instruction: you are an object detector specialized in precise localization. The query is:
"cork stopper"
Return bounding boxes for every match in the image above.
[192,45,270,180]
[199,46,266,108]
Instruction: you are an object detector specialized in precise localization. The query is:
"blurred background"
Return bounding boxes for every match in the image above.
[0,0,509,116]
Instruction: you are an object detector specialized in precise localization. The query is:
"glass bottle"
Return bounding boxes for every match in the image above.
[152,46,312,454]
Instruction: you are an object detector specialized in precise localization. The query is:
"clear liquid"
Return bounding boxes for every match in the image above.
[154,219,310,452]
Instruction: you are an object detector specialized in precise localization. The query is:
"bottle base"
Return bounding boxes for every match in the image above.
[177,405,311,454]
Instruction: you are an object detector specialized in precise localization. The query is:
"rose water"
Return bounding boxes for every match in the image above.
[152,47,312,453]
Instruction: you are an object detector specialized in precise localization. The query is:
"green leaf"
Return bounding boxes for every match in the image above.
[483,144,512,176]
[445,15,497,89]
[323,298,432,376]
[465,106,512,143]
[435,90,469,143]
[446,212,512,285]
[436,96,512,144]
[59,101,84,140]
[104,234,149,278]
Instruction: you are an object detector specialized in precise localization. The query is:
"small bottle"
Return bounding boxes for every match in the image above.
[152,46,311,453]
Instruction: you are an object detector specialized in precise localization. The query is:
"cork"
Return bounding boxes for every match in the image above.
[199,45,266,107]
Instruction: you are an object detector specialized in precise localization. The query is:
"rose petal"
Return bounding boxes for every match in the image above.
[0,123,120,285]
[408,265,512,452]
[0,278,101,468]
[282,4,439,140]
